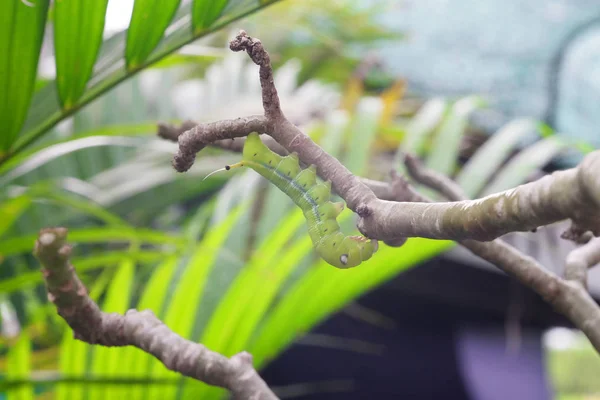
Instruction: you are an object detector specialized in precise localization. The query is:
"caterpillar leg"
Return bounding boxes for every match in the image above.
[315,233,378,269]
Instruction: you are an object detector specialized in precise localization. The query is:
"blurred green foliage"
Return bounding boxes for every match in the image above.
[240,0,402,86]
[0,1,596,399]
[549,336,600,399]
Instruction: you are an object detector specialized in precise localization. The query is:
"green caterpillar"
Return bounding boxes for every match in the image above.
[213,133,378,268]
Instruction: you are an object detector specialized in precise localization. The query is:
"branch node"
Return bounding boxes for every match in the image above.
[229,30,268,68]
[565,237,600,288]
[232,351,253,366]
[58,244,72,258]
[561,221,594,244]
[384,237,408,247]
[356,204,372,218]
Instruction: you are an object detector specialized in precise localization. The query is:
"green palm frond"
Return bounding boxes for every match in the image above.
[0,0,284,163]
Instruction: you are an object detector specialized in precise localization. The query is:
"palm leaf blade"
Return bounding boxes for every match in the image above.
[456,118,537,197]
[344,98,383,175]
[251,239,454,368]
[425,95,485,175]
[6,331,33,400]
[192,0,229,33]
[149,206,246,399]
[127,257,179,400]
[0,195,31,239]
[10,0,282,159]
[0,227,184,258]
[54,0,109,109]
[400,97,447,156]
[0,250,168,295]
[126,0,181,69]
[483,137,568,195]
[199,211,306,356]
[0,0,49,151]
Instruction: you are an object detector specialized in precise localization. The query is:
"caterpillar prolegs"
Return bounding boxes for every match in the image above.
[220,133,378,268]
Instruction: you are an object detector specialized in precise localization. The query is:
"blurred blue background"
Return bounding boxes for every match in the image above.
[373,0,600,146]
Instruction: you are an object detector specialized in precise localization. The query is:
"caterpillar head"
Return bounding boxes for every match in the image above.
[316,233,378,269]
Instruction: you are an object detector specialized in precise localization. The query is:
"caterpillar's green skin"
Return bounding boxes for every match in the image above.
[229,133,378,268]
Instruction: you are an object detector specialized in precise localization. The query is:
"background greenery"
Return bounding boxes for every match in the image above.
[0,1,596,399]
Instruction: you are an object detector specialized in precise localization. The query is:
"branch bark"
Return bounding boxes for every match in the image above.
[163,30,600,244]
[565,237,600,288]
[170,115,269,173]
[33,227,278,400]
[398,154,600,353]
[157,30,600,353]
[163,123,600,352]
[159,121,287,157]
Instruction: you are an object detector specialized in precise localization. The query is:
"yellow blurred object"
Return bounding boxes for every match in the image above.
[340,75,409,149]
[341,77,364,112]
[375,79,408,150]
[380,80,406,126]
[338,62,412,152]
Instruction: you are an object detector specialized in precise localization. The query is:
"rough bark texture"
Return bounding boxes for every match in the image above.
[34,228,278,400]
[172,115,268,172]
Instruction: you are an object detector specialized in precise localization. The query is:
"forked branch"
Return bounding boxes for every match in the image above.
[565,237,600,288]
[158,30,600,353]
[164,30,600,243]
[397,154,600,353]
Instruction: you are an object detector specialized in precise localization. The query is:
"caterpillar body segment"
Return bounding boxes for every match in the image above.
[226,132,378,268]
[316,201,345,219]
[294,165,318,190]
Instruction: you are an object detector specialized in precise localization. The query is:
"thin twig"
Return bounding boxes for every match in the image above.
[157,120,198,142]
[33,228,278,400]
[565,237,600,288]
[160,121,287,156]
[160,123,398,201]
[229,31,283,122]
[173,115,269,173]
[403,154,466,202]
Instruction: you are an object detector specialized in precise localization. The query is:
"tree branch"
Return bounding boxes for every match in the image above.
[229,31,283,122]
[157,120,198,142]
[33,228,278,400]
[162,30,600,244]
[170,115,269,173]
[162,119,600,351]
[359,157,600,241]
[403,154,466,202]
[565,237,600,288]
[160,120,287,157]
[398,154,600,353]
[157,29,600,352]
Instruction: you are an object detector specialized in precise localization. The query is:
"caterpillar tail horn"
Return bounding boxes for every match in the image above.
[202,162,245,181]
